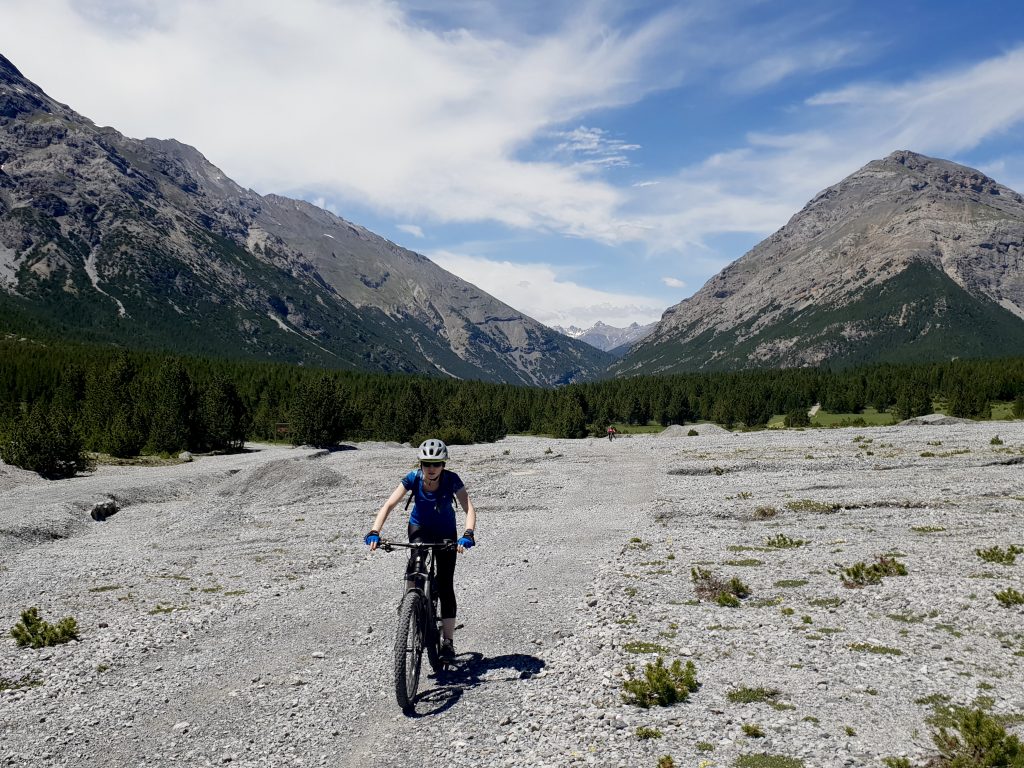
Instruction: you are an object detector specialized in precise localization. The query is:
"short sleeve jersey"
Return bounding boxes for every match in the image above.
[402,469,465,534]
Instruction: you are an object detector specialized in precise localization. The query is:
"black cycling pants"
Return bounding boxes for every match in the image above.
[406,524,457,619]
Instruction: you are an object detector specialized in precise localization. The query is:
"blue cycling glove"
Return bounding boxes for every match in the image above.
[458,529,475,550]
[364,529,380,547]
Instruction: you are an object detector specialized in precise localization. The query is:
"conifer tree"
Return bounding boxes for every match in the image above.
[147,359,193,454]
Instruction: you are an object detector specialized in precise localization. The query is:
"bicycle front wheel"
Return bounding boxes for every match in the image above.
[394,590,427,710]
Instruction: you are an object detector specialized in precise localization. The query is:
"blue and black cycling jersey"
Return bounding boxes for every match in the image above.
[402,469,464,536]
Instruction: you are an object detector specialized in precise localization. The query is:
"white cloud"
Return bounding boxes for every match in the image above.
[0,0,683,246]
[428,250,665,328]
[661,276,686,288]
[397,224,425,238]
[552,125,641,169]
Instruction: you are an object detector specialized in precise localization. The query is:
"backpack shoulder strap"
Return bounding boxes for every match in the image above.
[404,469,421,511]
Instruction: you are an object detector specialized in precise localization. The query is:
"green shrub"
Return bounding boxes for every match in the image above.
[10,607,79,648]
[636,726,663,739]
[734,756,804,768]
[687,429,699,436]
[930,707,1024,767]
[994,587,1024,607]
[753,506,778,520]
[727,687,780,704]
[881,758,912,768]
[991,435,1004,446]
[658,756,675,768]
[0,403,90,479]
[784,409,811,428]
[976,545,1023,565]
[622,657,699,708]
[742,724,765,738]
[765,534,805,549]
[841,556,907,588]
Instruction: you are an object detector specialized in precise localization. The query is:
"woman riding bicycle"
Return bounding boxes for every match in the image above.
[365,438,477,661]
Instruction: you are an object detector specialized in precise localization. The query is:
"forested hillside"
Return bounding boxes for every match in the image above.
[2,337,1023,478]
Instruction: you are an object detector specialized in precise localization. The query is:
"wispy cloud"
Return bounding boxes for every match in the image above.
[428,250,665,328]
[397,224,425,239]
[553,126,641,169]
[661,276,686,288]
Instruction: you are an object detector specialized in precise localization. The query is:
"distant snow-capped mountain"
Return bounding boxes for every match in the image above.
[553,321,656,354]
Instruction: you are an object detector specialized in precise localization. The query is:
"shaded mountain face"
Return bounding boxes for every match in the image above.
[552,321,655,354]
[614,150,1024,374]
[0,54,610,385]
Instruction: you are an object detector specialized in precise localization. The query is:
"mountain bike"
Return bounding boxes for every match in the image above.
[378,539,453,710]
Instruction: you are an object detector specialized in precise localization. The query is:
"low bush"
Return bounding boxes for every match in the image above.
[743,724,766,738]
[635,726,663,739]
[753,506,778,520]
[727,687,781,704]
[622,657,699,708]
[765,534,805,549]
[930,706,1024,767]
[692,568,751,606]
[10,607,79,648]
[976,545,1023,565]
[841,556,907,588]
[994,587,1024,608]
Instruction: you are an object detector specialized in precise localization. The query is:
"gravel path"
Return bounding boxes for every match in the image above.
[2,422,1023,768]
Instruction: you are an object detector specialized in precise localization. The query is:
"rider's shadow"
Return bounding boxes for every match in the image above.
[405,652,546,718]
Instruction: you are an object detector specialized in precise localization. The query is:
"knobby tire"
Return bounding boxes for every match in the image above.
[394,590,426,710]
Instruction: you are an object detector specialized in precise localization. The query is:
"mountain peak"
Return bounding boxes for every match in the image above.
[615,151,1024,374]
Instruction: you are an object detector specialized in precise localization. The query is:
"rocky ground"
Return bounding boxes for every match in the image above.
[1,421,1023,768]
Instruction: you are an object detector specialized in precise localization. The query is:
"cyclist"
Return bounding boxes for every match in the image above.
[606,425,617,441]
[365,438,477,662]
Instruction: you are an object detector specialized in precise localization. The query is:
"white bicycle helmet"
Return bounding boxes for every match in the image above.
[417,438,448,462]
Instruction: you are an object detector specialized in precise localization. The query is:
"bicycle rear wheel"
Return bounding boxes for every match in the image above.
[394,590,426,710]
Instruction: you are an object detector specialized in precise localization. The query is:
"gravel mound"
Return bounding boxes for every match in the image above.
[898,413,975,426]
[660,423,731,437]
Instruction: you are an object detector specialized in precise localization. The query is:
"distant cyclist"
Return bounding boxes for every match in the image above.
[365,438,477,662]
[606,426,617,441]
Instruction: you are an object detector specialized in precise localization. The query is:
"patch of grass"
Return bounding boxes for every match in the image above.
[765,534,806,549]
[753,506,779,520]
[696,742,715,752]
[742,724,765,738]
[781,607,795,616]
[692,568,751,606]
[734,755,804,768]
[727,687,781,704]
[849,642,903,656]
[10,608,79,648]
[840,556,907,588]
[882,758,911,768]
[774,579,809,588]
[729,544,770,552]
[148,604,188,615]
[912,525,946,533]
[808,597,843,608]
[658,756,675,768]
[976,544,1023,565]
[844,726,856,736]
[635,726,663,740]
[994,587,1024,607]
[0,675,43,692]
[87,585,122,593]
[623,641,670,655]
[725,558,764,567]
[785,499,842,513]
[622,657,700,708]
[801,615,813,624]
[991,435,1004,446]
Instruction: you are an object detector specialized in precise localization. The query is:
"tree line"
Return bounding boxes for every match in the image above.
[1,337,1023,478]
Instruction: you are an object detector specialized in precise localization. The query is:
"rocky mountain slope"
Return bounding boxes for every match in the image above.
[0,53,609,385]
[553,320,655,354]
[615,151,1024,374]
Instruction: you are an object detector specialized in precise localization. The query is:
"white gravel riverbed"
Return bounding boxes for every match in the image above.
[1,421,1023,768]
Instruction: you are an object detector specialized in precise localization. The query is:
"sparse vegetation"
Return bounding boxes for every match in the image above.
[734,755,804,768]
[692,567,751,607]
[753,506,779,520]
[786,499,842,513]
[623,641,670,655]
[635,726,663,740]
[10,608,79,648]
[742,724,765,738]
[841,556,907,587]
[994,587,1024,607]
[929,707,1024,767]
[727,687,781,704]
[976,544,1022,565]
[765,534,805,549]
[912,525,946,533]
[621,657,699,708]
[849,642,903,656]
[991,435,1004,445]
[0,675,43,692]
[774,579,808,588]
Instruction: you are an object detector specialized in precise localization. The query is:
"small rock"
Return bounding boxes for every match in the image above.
[172,722,190,732]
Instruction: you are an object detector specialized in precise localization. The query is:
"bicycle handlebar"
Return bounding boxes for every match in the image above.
[378,539,456,553]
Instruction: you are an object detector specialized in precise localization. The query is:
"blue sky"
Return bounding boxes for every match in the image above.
[3,0,1024,328]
